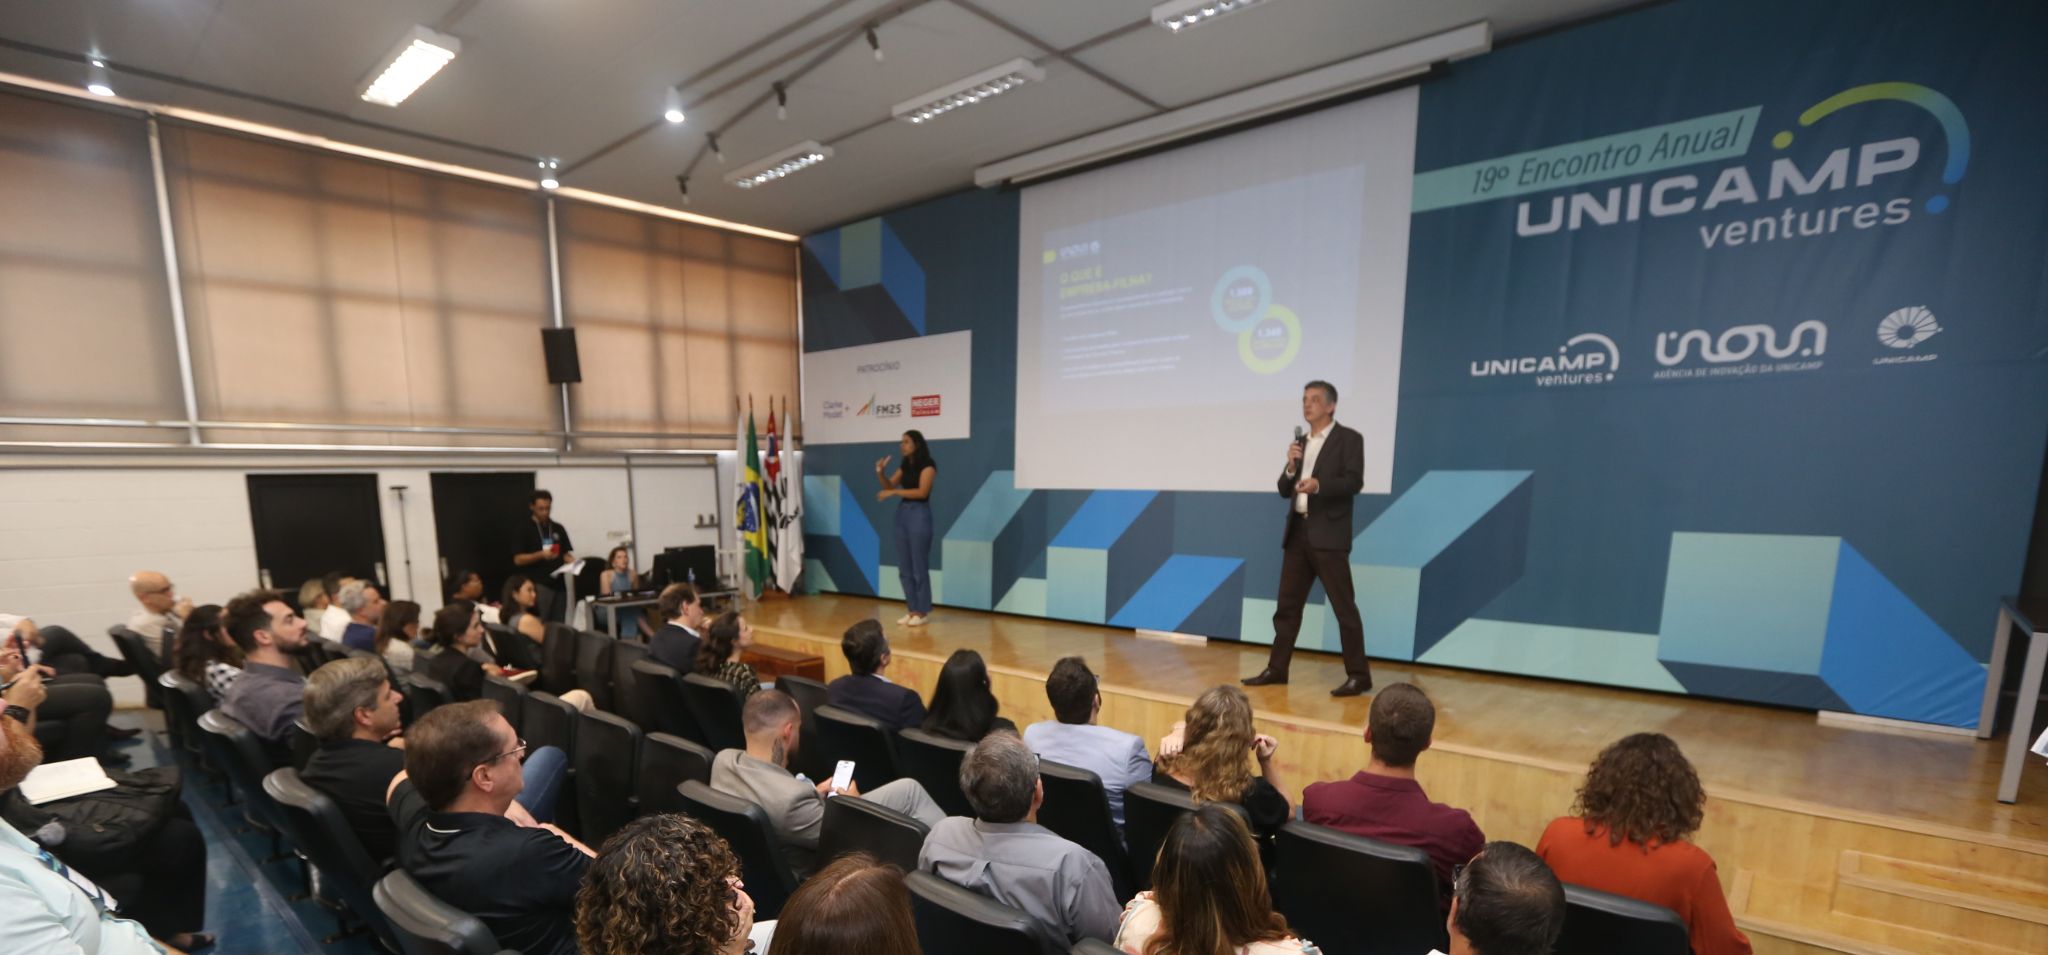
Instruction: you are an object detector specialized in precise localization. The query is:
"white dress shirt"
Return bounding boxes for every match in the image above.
[1293,420,1336,514]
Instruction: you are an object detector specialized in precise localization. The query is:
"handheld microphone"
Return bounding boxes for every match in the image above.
[1293,426,1306,447]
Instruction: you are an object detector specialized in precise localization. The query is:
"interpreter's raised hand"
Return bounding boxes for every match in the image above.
[875,454,892,473]
[875,488,895,503]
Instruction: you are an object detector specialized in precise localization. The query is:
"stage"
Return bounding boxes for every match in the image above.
[751,593,2048,955]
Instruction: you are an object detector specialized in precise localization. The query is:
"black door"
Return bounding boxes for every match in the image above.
[430,472,537,602]
[247,474,387,598]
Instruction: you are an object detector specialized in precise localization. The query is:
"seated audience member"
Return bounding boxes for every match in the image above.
[336,579,386,653]
[218,589,312,753]
[1024,656,1151,830]
[1536,733,1751,955]
[712,689,944,873]
[298,578,330,628]
[2,614,134,679]
[387,700,590,955]
[375,600,420,673]
[501,575,547,647]
[446,570,498,624]
[317,573,352,640]
[0,669,214,952]
[1,644,117,765]
[1428,842,1566,955]
[767,853,922,955]
[921,731,1119,944]
[172,604,244,701]
[649,582,706,674]
[599,546,643,639]
[1302,682,1482,903]
[421,602,592,711]
[299,656,407,862]
[826,620,926,732]
[921,648,1016,742]
[1114,804,1315,955]
[696,611,762,698]
[127,569,190,662]
[1155,685,1290,841]
[575,813,757,955]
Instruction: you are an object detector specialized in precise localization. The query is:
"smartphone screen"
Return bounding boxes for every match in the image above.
[830,759,856,794]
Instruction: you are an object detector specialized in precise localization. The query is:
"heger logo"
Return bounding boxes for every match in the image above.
[911,395,941,417]
[1655,320,1827,366]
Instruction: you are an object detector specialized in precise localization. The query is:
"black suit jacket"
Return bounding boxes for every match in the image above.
[648,624,700,675]
[826,674,928,733]
[1278,422,1364,551]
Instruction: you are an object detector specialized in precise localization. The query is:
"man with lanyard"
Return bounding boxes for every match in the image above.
[513,490,574,623]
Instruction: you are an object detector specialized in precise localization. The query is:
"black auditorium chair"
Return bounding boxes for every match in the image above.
[775,673,835,781]
[482,622,539,672]
[1035,759,1135,902]
[1272,821,1446,955]
[630,659,700,743]
[540,623,579,695]
[677,780,803,919]
[1555,882,1691,955]
[1123,782,1246,892]
[107,625,166,711]
[289,718,319,771]
[679,672,748,752]
[522,691,581,831]
[405,672,452,719]
[374,869,502,955]
[894,727,976,818]
[818,794,931,873]
[573,630,615,713]
[573,709,643,848]
[812,704,899,792]
[636,732,714,817]
[155,671,212,765]
[197,709,289,859]
[480,675,529,734]
[907,870,1063,955]
[1071,941,1122,955]
[265,768,394,946]
[609,638,653,729]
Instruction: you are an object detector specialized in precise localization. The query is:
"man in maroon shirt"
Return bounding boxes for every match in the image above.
[1302,682,1483,907]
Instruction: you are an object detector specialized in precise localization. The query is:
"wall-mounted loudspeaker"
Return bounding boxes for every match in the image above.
[541,328,581,384]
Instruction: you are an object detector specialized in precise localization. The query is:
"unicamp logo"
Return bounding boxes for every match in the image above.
[1873,306,1943,366]
[1415,83,1971,252]
[1470,333,1619,387]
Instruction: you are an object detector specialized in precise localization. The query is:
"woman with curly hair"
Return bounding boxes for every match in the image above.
[696,611,763,697]
[1154,685,1290,840]
[767,853,922,955]
[172,603,243,700]
[1115,804,1319,954]
[1536,732,1751,955]
[576,813,759,955]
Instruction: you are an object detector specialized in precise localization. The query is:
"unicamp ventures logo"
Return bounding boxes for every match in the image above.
[1470,333,1619,387]
[1413,83,1971,252]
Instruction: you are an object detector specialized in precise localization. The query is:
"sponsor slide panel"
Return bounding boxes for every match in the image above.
[801,330,972,445]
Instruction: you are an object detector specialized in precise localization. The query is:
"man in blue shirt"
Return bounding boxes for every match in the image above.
[1022,656,1151,830]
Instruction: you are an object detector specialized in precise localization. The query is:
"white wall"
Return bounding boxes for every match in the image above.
[0,456,722,705]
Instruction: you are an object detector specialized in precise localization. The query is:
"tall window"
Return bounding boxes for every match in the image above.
[559,202,799,451]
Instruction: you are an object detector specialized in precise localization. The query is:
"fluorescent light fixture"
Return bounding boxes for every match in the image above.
[727,140,832,189]
[977,21,1488,187]
[360,25,460,107]
[893,57,1045,125]
[1152,0,1272,33]
[664,88,686,124]
[86,57,113,96]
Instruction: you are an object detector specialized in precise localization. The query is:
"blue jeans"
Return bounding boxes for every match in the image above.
[516,745,569,823]
[895,499,934,615]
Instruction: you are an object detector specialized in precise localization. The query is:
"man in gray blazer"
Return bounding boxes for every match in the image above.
[710,689,946,873]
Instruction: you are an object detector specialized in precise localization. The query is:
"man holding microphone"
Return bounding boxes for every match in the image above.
[513,490,575,623]
[1243,380,1373,697]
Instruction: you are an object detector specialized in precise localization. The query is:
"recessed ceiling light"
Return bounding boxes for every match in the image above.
[663,88,685,125]
[86,56,113,96]
[892,58,1045,125]
[360,25,460,108]
[726,141,833,189]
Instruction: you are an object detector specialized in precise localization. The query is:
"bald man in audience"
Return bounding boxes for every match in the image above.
[126,571,191,663]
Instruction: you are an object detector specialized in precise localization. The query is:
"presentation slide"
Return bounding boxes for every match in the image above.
[1016,88,1416,493]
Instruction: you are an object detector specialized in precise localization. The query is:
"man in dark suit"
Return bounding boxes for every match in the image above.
[1244,380,1373,696]
[647,582,704,675]
[826,619,926,731]
[512,489,573,622]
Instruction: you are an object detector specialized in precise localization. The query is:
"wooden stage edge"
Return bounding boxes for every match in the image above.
[752,594,2048,955]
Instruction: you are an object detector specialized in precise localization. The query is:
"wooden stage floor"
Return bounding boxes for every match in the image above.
[751,593,2048,955]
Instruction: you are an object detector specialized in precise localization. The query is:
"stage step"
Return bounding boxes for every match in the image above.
[1831,851,2048,949]
[1736,868,2041,955]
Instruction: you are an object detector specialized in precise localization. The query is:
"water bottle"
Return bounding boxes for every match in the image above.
[688,567,697,584]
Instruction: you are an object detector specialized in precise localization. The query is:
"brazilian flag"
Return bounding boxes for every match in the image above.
[736,412,769,597]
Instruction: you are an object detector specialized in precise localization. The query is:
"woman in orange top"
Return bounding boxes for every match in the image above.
[1536,732,1751,955]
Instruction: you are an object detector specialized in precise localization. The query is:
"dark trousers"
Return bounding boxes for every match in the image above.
[1266,514,1371,680]
[38,625,136,678]
[77,810,209,937]
[34,675,113,763]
